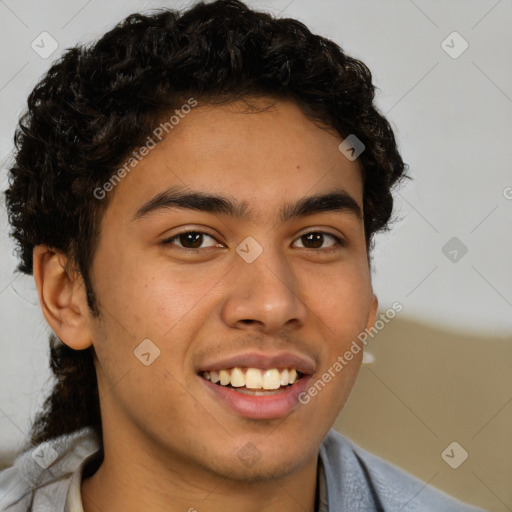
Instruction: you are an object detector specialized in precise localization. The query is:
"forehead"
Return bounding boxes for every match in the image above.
[103,98,363,223]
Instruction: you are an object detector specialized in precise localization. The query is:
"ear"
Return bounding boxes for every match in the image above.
[366,292,378,331]
[33,245,93,350]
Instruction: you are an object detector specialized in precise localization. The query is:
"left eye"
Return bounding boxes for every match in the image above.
[292,232,342,250]
[163,230,342,251]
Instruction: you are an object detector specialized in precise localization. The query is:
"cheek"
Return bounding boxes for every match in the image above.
[300,259,373,341]
[93,246,223,339]
[138,263,228,339]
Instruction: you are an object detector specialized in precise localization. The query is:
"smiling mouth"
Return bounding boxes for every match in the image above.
[201,367,305,395]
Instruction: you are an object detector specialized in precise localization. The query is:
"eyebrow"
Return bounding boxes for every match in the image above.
[132,186,362,224]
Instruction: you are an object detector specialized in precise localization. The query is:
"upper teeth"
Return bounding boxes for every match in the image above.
[203,368,299,390]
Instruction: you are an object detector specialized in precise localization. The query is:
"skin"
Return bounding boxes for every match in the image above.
[33,97,378,512]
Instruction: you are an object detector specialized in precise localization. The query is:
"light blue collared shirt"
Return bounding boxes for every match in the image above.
[0,427,486,511]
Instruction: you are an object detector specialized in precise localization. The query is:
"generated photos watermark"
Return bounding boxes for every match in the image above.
[93,98,198,200]
[298,301,403,405]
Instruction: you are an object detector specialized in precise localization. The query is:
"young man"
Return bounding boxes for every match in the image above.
[0,1,484,511]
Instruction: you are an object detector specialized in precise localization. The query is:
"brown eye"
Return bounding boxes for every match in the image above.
[163,231,221,250]
[178,232,203,249]
[293,231,343,250]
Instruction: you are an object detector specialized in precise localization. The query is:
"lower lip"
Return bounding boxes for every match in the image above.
[200,375,312,420]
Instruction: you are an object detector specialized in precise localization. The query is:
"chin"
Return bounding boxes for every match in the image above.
[223,454,307,483]
[227,436,316,482]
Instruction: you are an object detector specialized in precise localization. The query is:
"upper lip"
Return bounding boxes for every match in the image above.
[197,351,316,375]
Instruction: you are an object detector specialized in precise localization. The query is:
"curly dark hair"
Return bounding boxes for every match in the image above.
[5,0,407,449]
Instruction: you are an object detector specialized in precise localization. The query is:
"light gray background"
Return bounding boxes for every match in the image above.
[0,0,511,509]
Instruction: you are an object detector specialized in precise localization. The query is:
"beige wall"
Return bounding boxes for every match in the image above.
[335,317,511,511]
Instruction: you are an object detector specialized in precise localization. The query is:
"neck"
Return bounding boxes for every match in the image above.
[81,426,319,512]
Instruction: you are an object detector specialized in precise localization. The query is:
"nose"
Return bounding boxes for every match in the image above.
[221,247,308,334]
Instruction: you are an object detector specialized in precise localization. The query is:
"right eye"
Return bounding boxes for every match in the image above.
[161,230,224,251]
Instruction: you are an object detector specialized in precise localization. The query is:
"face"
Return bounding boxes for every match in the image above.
[85,98,377,482]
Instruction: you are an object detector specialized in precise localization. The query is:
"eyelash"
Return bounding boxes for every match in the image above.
[161,229,345,253]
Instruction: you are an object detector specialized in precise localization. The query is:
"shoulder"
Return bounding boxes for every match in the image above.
[0,427,100,511]
[319,429,486,512]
